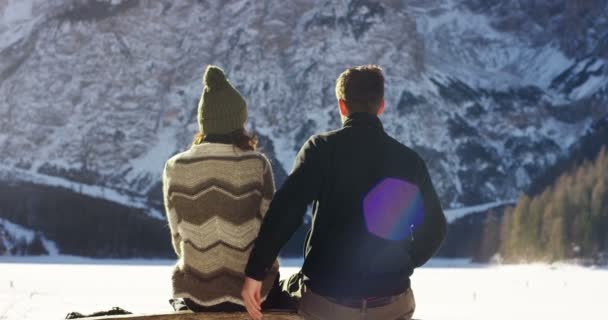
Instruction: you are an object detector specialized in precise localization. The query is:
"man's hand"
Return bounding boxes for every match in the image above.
[242,277,263,320]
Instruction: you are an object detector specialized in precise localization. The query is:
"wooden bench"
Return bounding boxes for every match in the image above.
[86,311,302,320]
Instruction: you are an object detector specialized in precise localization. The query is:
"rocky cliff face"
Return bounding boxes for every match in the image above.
[0,0,606,217]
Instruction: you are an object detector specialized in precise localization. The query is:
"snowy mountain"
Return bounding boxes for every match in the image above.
[0,0,607,256]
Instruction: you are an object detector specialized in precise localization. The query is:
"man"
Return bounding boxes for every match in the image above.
[242,65,447,320]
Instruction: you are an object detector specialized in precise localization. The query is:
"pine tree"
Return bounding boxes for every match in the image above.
[499,147,608,263]
[26,234,48,256]
[476,211,501,262]
[512,195,530,261]
[499,207,514,261]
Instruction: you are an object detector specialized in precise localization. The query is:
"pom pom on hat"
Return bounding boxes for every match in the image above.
[203,65,227,89]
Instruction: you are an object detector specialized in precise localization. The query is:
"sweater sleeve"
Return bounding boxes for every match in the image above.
[245,137,324,280]
[163,161,182,258]
[260,156,276,217]
[410,158,447,268]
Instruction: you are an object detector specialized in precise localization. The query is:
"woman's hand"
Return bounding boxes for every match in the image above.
[242,277,263,320]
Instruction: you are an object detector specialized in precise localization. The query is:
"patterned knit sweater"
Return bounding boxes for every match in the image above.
[162,142,280,307]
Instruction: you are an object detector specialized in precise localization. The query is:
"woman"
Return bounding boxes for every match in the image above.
[163,65,281,312]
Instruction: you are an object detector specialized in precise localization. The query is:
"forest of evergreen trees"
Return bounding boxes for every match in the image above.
[0,181,174,258]
[499,147,608,264]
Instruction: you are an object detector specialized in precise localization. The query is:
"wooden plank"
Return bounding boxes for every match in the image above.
[85,311,302,320]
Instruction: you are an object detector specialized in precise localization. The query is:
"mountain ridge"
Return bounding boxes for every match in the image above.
[0,0,607,257]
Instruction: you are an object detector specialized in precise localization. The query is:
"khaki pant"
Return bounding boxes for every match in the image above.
[298,288,415,320]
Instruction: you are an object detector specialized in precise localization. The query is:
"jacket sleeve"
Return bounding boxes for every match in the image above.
[245,137,324,280]
[163,161,182,257]
[410,158,447,268]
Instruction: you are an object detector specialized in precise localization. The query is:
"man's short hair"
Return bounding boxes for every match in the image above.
[335,65,384,114]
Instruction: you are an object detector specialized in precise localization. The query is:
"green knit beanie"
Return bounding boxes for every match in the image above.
[197,65,248,135]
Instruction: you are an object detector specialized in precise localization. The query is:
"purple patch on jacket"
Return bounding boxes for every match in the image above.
[363,178,424,241]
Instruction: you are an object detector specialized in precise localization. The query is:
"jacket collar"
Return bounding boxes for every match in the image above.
[343,112,384,131]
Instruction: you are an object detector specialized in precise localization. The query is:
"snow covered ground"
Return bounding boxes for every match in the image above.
[0,257,606,320]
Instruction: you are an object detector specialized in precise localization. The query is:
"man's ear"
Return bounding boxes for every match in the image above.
[338,99,349,117]
[377,99,385,116]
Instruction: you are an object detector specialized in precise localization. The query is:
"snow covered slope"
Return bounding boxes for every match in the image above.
[0,218,58,256]
[0,0,606,212]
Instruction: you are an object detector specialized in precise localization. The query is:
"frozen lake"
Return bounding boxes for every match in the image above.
[0,257,606,320]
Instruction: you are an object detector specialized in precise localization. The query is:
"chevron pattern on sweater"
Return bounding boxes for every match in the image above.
[183,242,251,274]
[172,264,278,307]
[167,159,265,189]
[179,217,261,251]
[183,239,255,254]
[167,178,263,199]
[163,142,278,307]
[170,185,262,201]
[170,189,263,225]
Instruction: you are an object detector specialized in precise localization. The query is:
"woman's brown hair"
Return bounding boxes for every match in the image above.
[193,128,257,151]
